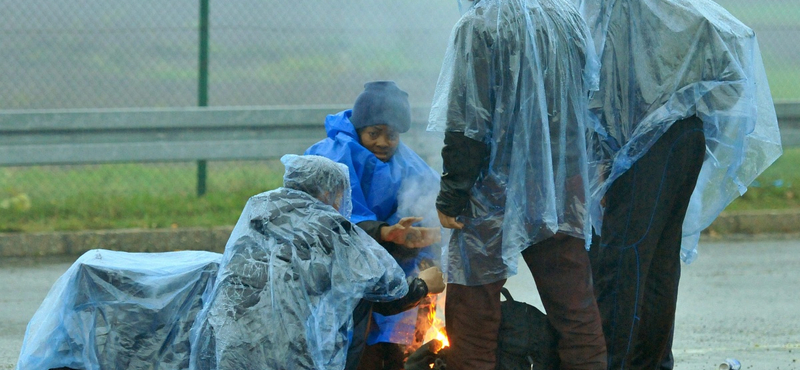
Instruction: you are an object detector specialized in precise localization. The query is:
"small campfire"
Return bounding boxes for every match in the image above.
[402,275,449,370]
[433,327,449,350]
[424,315,449,353]
[403,303,449,370]
[402,283,448,354]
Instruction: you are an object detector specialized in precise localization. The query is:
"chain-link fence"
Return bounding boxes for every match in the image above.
[714,0,800,102]
[2,0,798,109]
[1,0,799,232]
[1,0,460,109]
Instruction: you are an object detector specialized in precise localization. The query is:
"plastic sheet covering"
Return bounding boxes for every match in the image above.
[428,0,599,285]
[189,154,408,370]
[573,0,783,262]
[15,249,222,370]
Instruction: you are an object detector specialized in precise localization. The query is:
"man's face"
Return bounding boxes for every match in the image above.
[358,124,400,162]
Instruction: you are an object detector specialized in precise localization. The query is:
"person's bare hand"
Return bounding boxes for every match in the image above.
[437,209,464,230]
[404,226,442,248]
[381,217,441,248]
[418,266,446,294]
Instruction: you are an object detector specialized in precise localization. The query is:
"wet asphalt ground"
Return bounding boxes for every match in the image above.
[2,237,799,369]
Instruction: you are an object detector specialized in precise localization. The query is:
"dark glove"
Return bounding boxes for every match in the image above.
[405,339,448,370]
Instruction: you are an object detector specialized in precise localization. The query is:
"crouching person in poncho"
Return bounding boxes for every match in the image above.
[189,154,417,370]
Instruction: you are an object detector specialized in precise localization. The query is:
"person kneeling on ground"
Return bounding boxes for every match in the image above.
[189,154,444,370]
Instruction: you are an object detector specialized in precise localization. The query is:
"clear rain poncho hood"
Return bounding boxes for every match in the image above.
[189,154,408,370]
[573,0,783,262]
[429,0,599,284]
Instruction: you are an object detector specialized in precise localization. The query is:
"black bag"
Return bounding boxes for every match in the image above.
[496,288,560,370]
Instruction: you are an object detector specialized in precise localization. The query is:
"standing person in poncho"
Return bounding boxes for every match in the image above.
[572,0,783,368]
[429,0,607,369]
[305,81,444,370]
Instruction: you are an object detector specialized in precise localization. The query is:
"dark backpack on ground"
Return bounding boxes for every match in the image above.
[496,287,560,370]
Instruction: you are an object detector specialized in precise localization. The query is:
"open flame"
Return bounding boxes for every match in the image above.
[401,291,448,369]
[422,294,449,352]
[426,326,449,369]
[434,327,449,349]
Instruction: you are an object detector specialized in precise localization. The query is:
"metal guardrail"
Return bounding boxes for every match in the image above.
[1,102,797,167]
[775,101,800,148]
[0,106,336,166]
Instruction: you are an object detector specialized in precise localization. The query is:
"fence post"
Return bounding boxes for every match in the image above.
[197,0,210,197]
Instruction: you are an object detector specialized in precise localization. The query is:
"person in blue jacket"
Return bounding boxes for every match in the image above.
[305,81,443,370]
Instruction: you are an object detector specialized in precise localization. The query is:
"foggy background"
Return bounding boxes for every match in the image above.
[0,0,461,109]
[1,0,798,232]
[2,0,796,111]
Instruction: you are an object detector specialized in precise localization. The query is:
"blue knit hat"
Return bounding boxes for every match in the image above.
[350,81,411,133]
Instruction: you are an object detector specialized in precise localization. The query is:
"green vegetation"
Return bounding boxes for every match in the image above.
[0,160,285,233]
[725,147,799,211]
[1,148,798,233]
[715,1,800,27]
[761,65,800,103]
[714,0,800,101]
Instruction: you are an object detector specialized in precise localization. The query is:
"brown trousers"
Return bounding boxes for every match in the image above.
[445,235,607,370]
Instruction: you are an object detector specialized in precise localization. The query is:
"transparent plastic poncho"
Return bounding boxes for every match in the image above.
[16,249,222,370]
[189,154,408,370]
[573,0,783,262]
[428,0,599,285]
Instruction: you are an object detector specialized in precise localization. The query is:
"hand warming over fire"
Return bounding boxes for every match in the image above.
[417,266,446,294]
[381,217,442,248]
